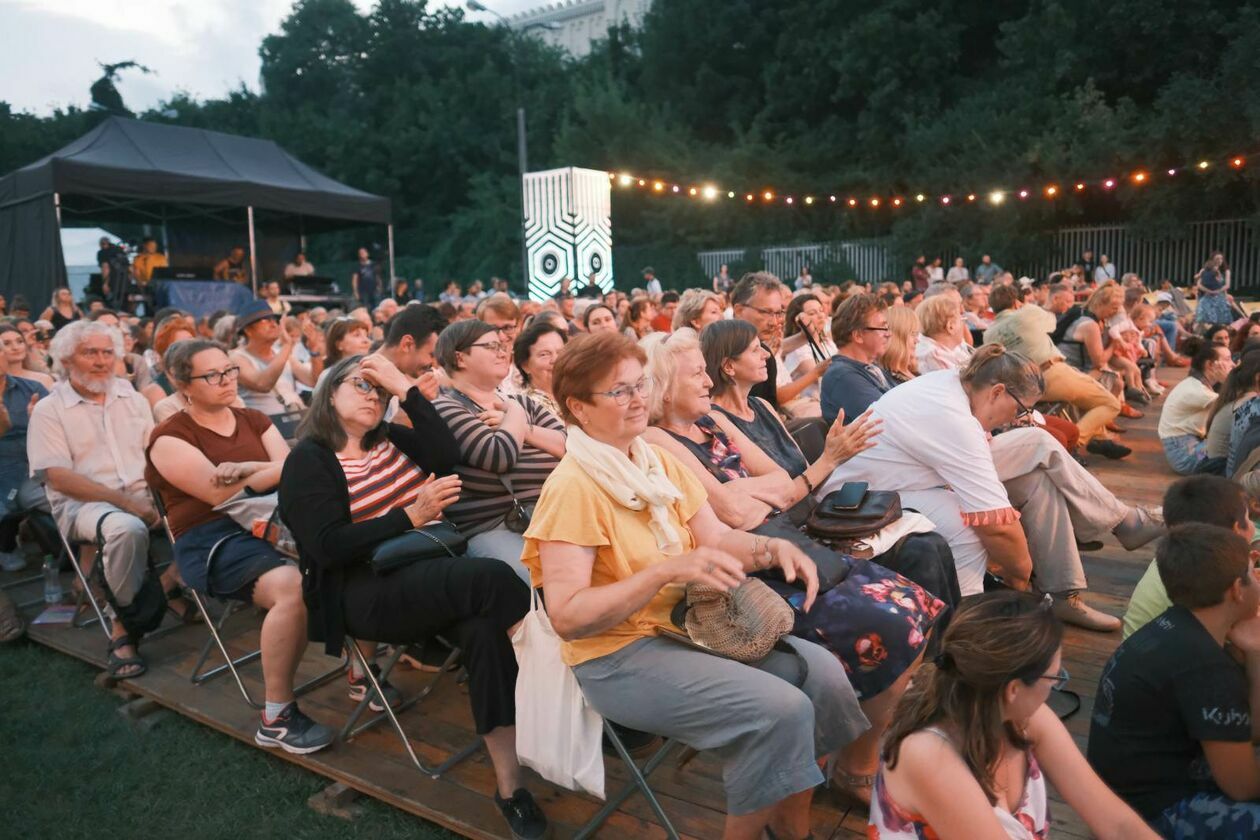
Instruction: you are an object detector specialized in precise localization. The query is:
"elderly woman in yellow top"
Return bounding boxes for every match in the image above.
[521,332,868,840]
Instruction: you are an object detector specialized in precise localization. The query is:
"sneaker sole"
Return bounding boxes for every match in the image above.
[348,689,392,713]
[254,731,334,754]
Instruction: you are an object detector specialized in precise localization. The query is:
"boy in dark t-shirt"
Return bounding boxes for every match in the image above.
[1089,523,1260,836]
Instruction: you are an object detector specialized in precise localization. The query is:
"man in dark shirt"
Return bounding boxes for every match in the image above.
[819,293,892,426]
[351,246,380,310]
[1088,523,1260,835]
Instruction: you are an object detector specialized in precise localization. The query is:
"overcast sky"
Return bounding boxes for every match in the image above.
[0,0,542,116]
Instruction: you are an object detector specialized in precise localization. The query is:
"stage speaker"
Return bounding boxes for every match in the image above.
[523,167,613,301]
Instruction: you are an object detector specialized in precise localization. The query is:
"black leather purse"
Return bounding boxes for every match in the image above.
[369,522,468,575]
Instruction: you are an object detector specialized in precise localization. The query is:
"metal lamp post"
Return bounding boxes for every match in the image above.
[466,0,557,292]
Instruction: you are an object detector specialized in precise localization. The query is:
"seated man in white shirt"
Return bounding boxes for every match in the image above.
[283,252,316,280]
[26,320,188,678]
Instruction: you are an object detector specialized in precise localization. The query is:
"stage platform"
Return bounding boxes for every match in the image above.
[6,373,1181,839]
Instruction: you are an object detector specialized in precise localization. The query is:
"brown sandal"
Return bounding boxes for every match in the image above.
[830,770,876,807]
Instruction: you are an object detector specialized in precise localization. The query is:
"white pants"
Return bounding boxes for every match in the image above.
[62,502,150,608]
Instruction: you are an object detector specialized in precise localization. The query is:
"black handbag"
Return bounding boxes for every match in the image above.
[369,521,467,575]
[752,512,854,593]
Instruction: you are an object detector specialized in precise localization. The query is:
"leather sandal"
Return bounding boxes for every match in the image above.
[107,634,147,680]
[830,769,875,807]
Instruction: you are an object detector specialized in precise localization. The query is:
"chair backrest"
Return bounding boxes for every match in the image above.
[268,409,305,442]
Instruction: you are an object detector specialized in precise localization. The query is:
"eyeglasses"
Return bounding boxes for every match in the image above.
[591,377,649,405]
[343,376,389,401]
[1038,666,1070,691]
[747,305,787,320]
[467,341,508,355]
[189,365,241,386]
[1008,389,1034,421]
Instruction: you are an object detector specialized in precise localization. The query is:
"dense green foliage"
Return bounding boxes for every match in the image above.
[5,0,1260,288]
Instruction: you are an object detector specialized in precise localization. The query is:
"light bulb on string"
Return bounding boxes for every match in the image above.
[702,185,720,200]
[870,197,880,207]
[763,190,774,201]
[688,186,698,196]
[786,196,794,204]
[727,191,735,198]
[966,193,976,202]
[847,198,858,207]
[1045,185,1058,197]
[915,193,925,202]
[989,191,1005,205]
[892,197,902,207]
[746,194,754,201]
[1231,157,1246,169]
[829,195,837,203]
[804,196,814,205]
[1167,169,1177,176]
[1018,190,1029,199]
[1132,171,1148,184]
[941,195,951,205]
[1075,183,1085,192]
[618,174,633,186]
[653,181,664,192]
[1197,161,1210,170]
[1103,179,1116,189]
[638,179,645,186]
[671,185,680,193]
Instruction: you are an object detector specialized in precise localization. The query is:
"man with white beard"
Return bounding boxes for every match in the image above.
[26,320,166,678]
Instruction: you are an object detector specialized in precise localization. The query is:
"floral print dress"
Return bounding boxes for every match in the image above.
[665,415,946,699]
[868,727,1050,839]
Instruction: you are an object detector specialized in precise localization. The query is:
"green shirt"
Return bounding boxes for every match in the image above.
[982,305,1061,366]
[1122,559,1171,640]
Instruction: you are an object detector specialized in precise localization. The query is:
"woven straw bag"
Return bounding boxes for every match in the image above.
[682,578,794,663]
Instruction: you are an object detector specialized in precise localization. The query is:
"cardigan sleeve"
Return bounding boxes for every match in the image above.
[279,440,413,571]
[386,386,460,475]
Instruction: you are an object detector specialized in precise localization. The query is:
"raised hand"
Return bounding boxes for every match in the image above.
[359,354,411,398]
[822,408,882,465]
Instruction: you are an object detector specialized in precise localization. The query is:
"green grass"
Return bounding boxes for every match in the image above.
[0,640,457,840]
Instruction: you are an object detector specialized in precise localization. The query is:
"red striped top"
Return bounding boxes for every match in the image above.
[337,440,427,523]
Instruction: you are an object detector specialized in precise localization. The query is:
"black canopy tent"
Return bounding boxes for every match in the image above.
[0,116,392,304]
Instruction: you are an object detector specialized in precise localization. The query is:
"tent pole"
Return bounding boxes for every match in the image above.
[161,205,170,261]
[247,205,258,296]
[53,192,62,226]
[387,224,396,294]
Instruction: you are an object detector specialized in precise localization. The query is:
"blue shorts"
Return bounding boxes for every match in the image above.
[173,517,286,601]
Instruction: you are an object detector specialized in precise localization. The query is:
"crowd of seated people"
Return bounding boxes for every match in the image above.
[7,255,1260,840]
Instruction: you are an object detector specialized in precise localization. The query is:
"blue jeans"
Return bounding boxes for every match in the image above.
[1155,791,1260,838]
[466,526,529,585]
[1162,434,1207,475]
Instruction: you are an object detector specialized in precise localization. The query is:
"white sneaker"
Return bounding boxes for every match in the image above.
[0,551,27,573]
[1144,378,1164,396]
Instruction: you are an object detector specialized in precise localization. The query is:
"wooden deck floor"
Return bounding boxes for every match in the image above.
[6,372,1182,839]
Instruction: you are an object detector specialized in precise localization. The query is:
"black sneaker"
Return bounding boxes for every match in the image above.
[495,788,549,840]
[348,664,403,712]
[254,703,335,754]
[1124,387,1150,405]
[1086,438,1131,460]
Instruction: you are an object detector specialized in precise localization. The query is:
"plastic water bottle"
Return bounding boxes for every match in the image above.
[43,555,63,605]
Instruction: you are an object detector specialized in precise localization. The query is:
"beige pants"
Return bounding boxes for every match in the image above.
[992,428,1131,593]
[1041,361,1121,443]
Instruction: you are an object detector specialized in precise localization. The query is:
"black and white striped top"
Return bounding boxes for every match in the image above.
[432,387,565,535]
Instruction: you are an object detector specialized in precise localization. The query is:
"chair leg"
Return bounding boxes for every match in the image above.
[341,639,482,780]
[61,534,111,639]
[574,722,680,840]
[186,589,264,709]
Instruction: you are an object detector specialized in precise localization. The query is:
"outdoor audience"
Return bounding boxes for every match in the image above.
[6,253,1258,838]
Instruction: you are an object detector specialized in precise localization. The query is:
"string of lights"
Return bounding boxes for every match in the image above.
[605,153,1251,209]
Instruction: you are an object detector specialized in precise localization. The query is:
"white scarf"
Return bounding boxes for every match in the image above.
[565,425,685,555]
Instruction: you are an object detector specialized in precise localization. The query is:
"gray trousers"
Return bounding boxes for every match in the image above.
[466,526,530,585]
[574,634,869,816]
[991,428,1131,593]
[63,502,150,608]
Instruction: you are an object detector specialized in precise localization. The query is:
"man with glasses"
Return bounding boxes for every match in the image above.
[1089,523,1260,836]
[820,293,893,426]
[731,271,802,411]
[27,321,184,677]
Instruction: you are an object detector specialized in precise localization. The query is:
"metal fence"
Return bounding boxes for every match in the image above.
[699,218,1260,291]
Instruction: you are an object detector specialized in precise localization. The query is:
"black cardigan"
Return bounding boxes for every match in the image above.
[278,387,459,656]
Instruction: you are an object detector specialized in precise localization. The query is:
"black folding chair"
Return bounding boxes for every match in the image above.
[267,409,305,443]
[573,722,681,840]
[150,489,344,709]
[340,636,483,779]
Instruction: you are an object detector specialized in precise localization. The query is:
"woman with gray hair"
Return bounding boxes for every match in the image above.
[670,288,724,333]
[819,345,1163,630]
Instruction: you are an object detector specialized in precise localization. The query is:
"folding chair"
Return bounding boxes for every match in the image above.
[573,722,682,840]
[339,636,483,779]
[150,490,344,709]
[56,526,113,638]
[267,408,305,443]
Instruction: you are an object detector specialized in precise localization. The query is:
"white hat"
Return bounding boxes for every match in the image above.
[1155,291,1174,304]
[1018,276,1034,288]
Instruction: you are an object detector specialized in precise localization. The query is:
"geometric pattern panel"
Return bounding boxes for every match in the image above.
[524,167,613,301]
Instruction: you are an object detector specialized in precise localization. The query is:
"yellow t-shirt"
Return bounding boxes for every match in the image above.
[521,446,708,667]
[132,252,168,283]
[1122,559,1171,640]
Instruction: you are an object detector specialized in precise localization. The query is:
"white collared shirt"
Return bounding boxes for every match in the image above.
[26,378,153,522]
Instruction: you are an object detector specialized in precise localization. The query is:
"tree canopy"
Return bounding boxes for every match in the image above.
[4,0,1260,288]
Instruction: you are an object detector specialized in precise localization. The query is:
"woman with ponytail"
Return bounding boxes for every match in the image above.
[869,591,1157,840]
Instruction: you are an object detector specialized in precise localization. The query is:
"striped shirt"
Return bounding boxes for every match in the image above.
[337,440,427,523]
[433,387,565,535]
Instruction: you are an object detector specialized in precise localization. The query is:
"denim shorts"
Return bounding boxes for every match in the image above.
[173,517,286,601]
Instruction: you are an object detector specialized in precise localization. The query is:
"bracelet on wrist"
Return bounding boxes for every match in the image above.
[798,470,815,494]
